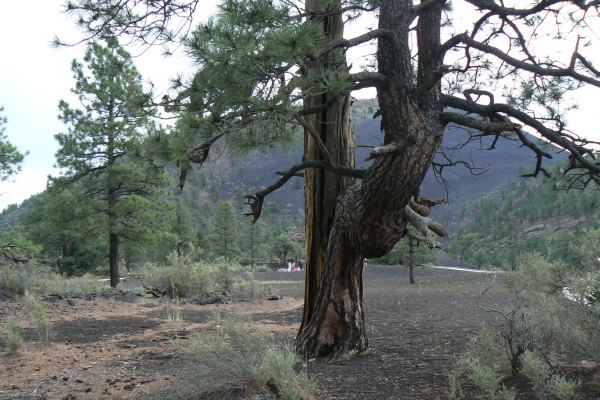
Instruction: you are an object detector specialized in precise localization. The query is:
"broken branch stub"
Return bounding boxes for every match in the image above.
[403,205,450,249]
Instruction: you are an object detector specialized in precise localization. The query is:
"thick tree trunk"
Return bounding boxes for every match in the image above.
[107,104,120,288]
[300,0,355,334]
[109,231,120,288]
[296,0,445,359]
[61,237,68,258]
[296,209,367,358]
[108,186,120,287]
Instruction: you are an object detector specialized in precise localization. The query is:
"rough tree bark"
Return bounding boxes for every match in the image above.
[296,0,445,359]
[108,219,120,287]
[107,105,120,288]
[299,0,355,335]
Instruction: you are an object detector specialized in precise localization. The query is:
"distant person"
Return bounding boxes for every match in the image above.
[287,261,292,272]
[292,262,296,271]
[364,258,368,267]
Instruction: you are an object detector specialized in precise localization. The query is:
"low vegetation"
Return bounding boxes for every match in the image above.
[1,314,24,352]
[175,311,316,399]
[448,250,599,399]
[26,295,54,343]
[0,263,102,296]
[142,249,269,300]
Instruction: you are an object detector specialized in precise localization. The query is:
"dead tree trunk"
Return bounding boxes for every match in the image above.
[296,0,445,359]
[300,0,355,335]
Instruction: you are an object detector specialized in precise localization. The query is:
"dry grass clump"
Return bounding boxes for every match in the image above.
[26,295,54,343]
[174,311,316,399]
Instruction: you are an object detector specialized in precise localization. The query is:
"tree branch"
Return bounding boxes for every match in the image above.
[350,72,388,85]
[439,33,600,88]
[412,0,448,14]
[310,29,393,60]
[365,142,404,161]
[404,204,450,249]
[440,112,522,132]
[441,94,600,176]
[245,160,364,222]
[464,0,600,16]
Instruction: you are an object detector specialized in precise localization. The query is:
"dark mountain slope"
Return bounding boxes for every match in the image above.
[0,101,563,234]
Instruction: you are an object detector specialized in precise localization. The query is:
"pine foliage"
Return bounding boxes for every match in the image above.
[0,107,25,182]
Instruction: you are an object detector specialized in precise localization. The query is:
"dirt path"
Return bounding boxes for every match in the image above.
[1,266,598,399]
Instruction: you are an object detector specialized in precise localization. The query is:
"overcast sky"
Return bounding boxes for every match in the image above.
[0,1,598,211]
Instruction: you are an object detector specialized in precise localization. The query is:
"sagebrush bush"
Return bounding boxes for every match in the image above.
[500,253,600,365]
[34,273,102,295]
[1,314,24,352]
[448,325,516,400]
[177,312,316,399]
[449,252,589,399]
[144,251,261,299]
[0,264,41,295]
[0,263,102,295]
[519,351,579,399]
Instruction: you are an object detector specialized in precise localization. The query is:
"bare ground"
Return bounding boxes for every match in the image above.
[1,265,599,399]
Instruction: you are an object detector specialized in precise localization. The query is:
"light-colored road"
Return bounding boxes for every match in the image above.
[432,266,499,273]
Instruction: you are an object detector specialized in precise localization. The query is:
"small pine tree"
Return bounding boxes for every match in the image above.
[210,181,220,203]
[209,202,241,260]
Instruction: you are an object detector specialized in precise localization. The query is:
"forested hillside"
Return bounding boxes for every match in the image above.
[445,165,600,268]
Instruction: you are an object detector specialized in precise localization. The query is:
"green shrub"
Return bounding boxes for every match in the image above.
[144,251,215,297]
[178,312,315,399]
[0,265,38,295]
[34,273,102,295]
[165,282,182,321]
[1,314,24,351]
[447,325,515,400]
[144,251,259,299]
[549,375,579,400]
[520,351,550,395]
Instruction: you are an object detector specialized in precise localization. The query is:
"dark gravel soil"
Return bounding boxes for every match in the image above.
[1,265,598,399]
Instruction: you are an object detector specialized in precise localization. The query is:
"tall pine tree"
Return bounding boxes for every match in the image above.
[54,40,172,287]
